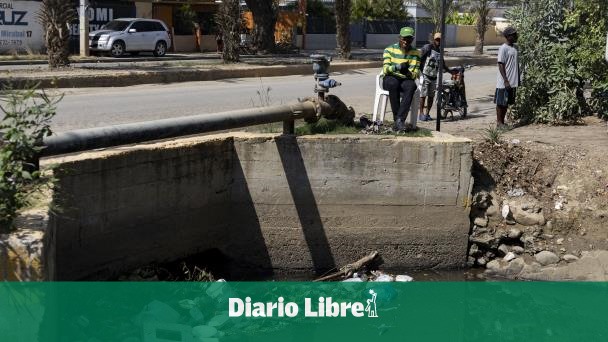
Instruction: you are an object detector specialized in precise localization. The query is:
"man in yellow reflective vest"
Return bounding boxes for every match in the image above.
[382,26,421,131]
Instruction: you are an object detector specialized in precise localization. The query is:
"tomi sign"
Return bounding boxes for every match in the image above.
[0,1,44,53]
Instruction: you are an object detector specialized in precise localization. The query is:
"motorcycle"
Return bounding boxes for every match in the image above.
[439,65,472,120]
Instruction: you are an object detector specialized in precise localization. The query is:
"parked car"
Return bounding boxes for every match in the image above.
[89,18,172,57]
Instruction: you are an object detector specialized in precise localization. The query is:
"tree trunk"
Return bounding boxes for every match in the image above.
[216,0,240,63]
[335,0,352,59]
[38,0,76,68]
[474,17,486,55]
[474,32,484,55]
[244,0,277,54]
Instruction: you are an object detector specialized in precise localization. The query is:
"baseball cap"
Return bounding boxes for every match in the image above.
[434,32,441,40]
[502,26,517,37]
[400,27,415,37]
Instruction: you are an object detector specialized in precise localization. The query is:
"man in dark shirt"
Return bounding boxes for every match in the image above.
[418,32,454,121]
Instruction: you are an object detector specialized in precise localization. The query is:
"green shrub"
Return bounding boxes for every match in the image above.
[590,82,608,119]
[508,0,608,124]
[447,12,475,26]
[0,84,59,231]
[481,125,505,144]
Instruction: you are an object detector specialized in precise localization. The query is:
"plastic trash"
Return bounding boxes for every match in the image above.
[395,275,414,282]
[502,204,511,219]
[374,274,394,282]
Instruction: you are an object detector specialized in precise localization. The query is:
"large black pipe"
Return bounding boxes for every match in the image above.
[41,100,322,157]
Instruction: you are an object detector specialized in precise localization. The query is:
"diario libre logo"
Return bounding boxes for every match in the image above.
[229,289,379,318]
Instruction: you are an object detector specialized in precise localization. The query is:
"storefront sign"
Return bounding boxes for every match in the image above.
[0,1,44,53]
[69,0,136,52]
[69,0,136,36]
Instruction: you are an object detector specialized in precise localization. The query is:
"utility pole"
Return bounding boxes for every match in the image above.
[300,0,307,50]
[436,0,446,132]
[79,0,90,57]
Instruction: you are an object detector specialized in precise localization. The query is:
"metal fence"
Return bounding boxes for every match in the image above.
[306,17,336,34]
[305,18,422,48]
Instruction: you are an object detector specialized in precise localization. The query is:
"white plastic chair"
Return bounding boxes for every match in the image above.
[372,73,419,128]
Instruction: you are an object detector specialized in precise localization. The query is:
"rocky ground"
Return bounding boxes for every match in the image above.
[465,117,608,280]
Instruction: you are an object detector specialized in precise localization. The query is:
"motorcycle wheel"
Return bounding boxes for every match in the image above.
[461,106,468,118]
[440,92,450,119]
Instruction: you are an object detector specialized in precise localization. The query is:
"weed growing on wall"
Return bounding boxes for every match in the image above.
[0,84,59,231]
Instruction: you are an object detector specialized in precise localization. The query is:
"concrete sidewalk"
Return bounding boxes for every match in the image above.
[0,45,499,67]
[0,47,498,89]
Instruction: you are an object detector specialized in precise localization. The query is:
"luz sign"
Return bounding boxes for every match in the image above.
[0,1,43,53]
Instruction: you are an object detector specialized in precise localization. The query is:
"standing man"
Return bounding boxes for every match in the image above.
[382,27,421,131]
[495,26,520,128]
[418,32,454,121]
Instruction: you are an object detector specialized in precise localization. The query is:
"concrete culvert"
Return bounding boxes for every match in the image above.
[7,132,473,281]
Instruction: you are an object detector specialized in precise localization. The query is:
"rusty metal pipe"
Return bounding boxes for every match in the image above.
[41,100,324,157]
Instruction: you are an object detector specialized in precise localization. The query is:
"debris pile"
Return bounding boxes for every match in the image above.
[314,251,414,282]
[470,139,608,279]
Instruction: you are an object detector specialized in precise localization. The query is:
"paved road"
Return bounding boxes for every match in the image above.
[51,66,498,132]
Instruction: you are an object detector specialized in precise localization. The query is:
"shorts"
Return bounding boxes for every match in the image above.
[494,87,517,107]
[419,76,437,98]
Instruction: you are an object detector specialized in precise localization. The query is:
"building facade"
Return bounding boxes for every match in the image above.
[0,0,221,53]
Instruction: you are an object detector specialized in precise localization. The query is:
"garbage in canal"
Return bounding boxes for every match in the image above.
[342,271,414,283]
[314,251,414,282]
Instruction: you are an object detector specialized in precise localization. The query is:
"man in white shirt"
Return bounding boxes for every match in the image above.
[495,27,520,128]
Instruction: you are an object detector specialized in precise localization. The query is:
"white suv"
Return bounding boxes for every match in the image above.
[89,18,172,57]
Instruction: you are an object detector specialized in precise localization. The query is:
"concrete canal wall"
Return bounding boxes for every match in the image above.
[3,132,473,280]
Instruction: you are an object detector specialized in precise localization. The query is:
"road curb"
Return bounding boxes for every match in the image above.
[3,56,496,89]
[0,55,222,66]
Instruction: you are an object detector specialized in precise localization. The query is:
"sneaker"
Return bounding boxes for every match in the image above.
[395,120,406,132]
[497,123,511,131]
[425,114,434,121]
[418,114,427,121]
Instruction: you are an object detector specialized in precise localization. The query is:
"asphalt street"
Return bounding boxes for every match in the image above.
[51,66,498,132]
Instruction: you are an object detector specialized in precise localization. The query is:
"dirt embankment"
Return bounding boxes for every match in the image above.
[468,117,608,279]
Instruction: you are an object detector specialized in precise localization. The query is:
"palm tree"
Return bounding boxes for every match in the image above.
[37,0,76,68]
[215,0,240,62]
[416,0,457,33]
[468,0,492,54]
[463,0,521,55]
[335,0,352,59]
